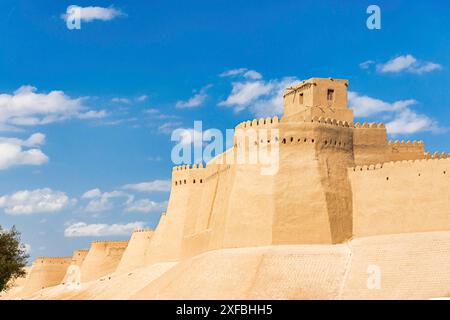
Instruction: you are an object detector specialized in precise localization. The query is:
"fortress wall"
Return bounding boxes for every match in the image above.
[207,125,279,251]
[115,229,153,274]
[11,266,32,287]
[353,123,390,165]
[353,123,425,165]
[146,165,217,264]
[21,257,71,297]
[273,119,354,244]
[144,213,168,265]
[216,162,274,249]
[350,157,450,237]
[80,241,128,283]
[181,163,227,258]
[61,249,89,285]
[70,249,89,266]
[386,140,425,161]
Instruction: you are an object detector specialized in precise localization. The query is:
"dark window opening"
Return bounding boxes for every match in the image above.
[327,89,334,101]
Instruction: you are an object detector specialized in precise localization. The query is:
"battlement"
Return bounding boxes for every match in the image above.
[91,240,129,247]
[133,228,153,233]
[351,155,449,172]
[235,116,280,129]
[354,122,385,129]
[172,163,205,171]
[33,257,72,265]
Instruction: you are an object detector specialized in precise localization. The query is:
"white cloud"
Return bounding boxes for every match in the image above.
[64,221,144,237]
[111,97,131,104]
[219,71,298,117]
[348,91,416,117]
[62,5,125,23]
[0,133,48,170]
[376,54,442,74]
[176,85,211,108]
[0,85,107,130]
[349,91,442,135]
[386,109,440,135]
[122,180,171,192]
[136,95,148,102]
[77,110,109,119]
[112,95,148,104]
[81,188,132,213]
[81,188,102,199]
[124,199,167,214]
[0,188,74,215]
[359,60,375,69]
[220,68,262,80]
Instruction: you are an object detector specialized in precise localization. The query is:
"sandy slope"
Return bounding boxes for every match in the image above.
[3,231,450,300]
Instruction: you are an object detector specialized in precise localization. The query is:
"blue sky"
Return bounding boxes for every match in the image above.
[0,0,449,261]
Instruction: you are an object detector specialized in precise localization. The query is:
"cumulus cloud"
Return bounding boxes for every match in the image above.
[348,91,416,118]
[220,68,262,80]
[0,85,107,130]
[219,70,298,117]
[349,91,442,135]
[0,133,48,170]
[124,199,168,214]
[122,180,171,192]
[64,221,144,237]
[81,188,132,213]
[375,54,442,74]
[0,188,74,215]
[62,5,125,23]
[176,85,212,108]
[386,109,441,135]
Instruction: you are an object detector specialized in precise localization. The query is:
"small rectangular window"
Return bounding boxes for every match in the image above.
[327,89,334,101]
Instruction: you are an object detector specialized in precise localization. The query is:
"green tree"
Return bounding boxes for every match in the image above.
[0,225,29,292]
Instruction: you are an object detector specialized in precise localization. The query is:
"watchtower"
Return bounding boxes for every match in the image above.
[283,77,353,123]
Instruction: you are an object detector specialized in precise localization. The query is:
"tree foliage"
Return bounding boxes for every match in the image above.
[0,225,29,292]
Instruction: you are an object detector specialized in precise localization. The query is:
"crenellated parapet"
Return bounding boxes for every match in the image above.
[133,228,153,233]
[235,115,280,129]
[91,240,129,248]
[33,256,72,265]
[354,122,385,129]
[351,155,449,172]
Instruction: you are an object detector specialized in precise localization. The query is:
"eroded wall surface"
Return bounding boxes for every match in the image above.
[80,241,128,283]
[116,229,153,274]
[350,158,450,237]
[20,257,71,297]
